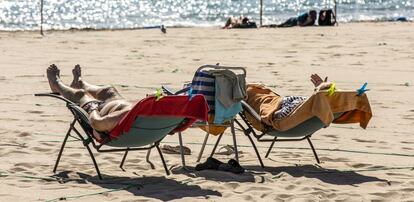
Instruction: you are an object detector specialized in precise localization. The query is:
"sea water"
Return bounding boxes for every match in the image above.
[0,0,412,31]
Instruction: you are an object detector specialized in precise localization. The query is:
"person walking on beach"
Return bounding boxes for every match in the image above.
[46,64,132,136]
[277,10,317,27]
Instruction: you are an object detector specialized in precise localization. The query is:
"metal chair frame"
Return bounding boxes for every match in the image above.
[35,93,174,179]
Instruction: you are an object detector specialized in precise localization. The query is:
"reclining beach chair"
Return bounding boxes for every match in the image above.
[232,85,372,166]
[35,93,208,179]
[235,102,342,164]
[161,64,263,168]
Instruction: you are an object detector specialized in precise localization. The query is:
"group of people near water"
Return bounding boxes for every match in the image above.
[223,9,336,29]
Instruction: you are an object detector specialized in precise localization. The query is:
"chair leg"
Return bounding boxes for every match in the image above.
[156,143,170,175]
[230,120,239,162]
[178,132,187,168]
[306,137,320,164]
[119,149,129,171]
[210,133,223,158]
[245,131,265,168]
[197,132,209,162]
[146,147,155,169]
[265,136,278,158]
[85,144,102,180]
[53,120,75,173]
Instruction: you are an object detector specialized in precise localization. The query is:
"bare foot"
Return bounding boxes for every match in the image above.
[70,64,83,89]
[47,64,61,93]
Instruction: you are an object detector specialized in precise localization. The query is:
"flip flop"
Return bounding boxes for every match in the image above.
[217,159,245,174]
[195,157,224,171]
[161,145,191,155]
[215,145,243,155]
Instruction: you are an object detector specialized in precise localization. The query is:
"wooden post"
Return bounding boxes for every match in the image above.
[334,0,339,26]
[40,0,44,35]
[259,0,263,26]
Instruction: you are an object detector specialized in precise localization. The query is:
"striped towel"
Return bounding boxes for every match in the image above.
[274,96,307,120]
[191,71,215,113]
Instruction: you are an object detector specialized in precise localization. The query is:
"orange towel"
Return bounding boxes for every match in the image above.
[245,84,372,131]
[198,115,229,136]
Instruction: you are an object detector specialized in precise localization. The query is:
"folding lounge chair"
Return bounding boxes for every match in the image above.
[233,89,372,166]
[161,64,263,168]
[35,93,208,179]
[235,101,343,164]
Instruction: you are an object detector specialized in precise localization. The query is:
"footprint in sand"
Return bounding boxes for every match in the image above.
[33,146,52,152]
[14,162,35,169]
[40,142,56,147]
[68,153,82,158]
[352,138,376,143]
[371,191,400,199]
[400,141,414,144]
[326,45,343,49]
[347,163,371,168]
[18,132,31,137]
[26,110,44,114]
[320,157,349,162]
[322,134,338,139]
[15,74,44,78]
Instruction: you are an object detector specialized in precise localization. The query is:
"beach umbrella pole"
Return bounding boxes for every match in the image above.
[40,0,44,35]
[259,0,263,26]
[334,0,339,26]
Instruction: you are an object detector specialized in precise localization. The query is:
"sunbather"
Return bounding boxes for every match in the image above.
[273,74,332,120]
[223,16,257,29]
[277,10,317,27]
[46,64,132,133]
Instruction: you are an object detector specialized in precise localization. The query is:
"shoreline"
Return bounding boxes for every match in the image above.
[0,20,412,33]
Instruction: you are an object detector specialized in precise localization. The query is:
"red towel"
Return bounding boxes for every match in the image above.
[110,95,208,140]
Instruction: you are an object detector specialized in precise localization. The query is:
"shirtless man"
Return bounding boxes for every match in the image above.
[47,64,132,133]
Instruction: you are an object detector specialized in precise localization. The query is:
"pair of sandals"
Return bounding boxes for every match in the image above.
[195,157,245,174]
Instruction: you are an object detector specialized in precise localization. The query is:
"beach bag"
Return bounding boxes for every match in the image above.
[318,9,336,26]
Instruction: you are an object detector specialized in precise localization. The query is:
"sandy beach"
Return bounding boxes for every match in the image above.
[1,22,414,201]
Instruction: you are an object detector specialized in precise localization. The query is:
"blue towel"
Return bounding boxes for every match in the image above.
[213,82,242,124]
[191,71,215,113]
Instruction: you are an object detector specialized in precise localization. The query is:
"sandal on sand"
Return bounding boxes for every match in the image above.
[195,157,224,171]
[215,145,243,155]
[161,145,191,155]
[218,159,245,174]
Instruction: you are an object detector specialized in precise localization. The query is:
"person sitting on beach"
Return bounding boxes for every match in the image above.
[46,64,132,136]
[318,9,337,26]
[277,10,317,27]
[223,16,257,29]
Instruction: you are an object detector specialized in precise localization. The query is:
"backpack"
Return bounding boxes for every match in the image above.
[318,9,337,26]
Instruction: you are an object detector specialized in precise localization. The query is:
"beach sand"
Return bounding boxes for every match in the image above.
[1,22,414,201]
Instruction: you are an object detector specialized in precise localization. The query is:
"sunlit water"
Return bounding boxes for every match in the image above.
[0,0,413,31]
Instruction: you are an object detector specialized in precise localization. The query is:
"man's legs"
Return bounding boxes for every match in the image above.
[47,64,95,106]
[70,64,123,102]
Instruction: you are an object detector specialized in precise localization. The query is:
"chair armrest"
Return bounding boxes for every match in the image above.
[34,92,75,105]
[161,86,175,95]
[240,100,261,122]
[161,86,190,95]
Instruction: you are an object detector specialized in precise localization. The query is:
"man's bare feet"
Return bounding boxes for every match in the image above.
[47,64,61,93]
[70,64,83,89]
